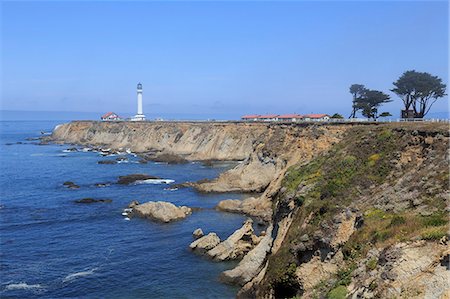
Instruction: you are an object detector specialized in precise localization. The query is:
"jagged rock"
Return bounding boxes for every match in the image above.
[132,201,192,223]
[193,228,204,239]
[216,197,272,221]
[221,225,273,285]
[190,233,221,252]
[128,200,140,208]
[116,156,128,161]
[207,219,256,261]
[117,174,160,185]
[74,198,112,204]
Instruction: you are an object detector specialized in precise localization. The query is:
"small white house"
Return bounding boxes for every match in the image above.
[101,112,121,121]
[303,114,330,121]
[241,114,261,121]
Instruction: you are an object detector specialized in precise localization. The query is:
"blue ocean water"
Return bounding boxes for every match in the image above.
[0,121,251,299]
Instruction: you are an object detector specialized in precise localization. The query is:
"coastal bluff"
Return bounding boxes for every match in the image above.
[49,121,449,298]
[50,121,349,218]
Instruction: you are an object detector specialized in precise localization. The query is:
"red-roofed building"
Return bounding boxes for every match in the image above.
[101,112,122,121]
[278,114,303,122]
[241,114,261,121]
[303,114,330,121]
[258,114,279,121]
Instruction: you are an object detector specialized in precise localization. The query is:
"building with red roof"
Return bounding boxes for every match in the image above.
[278,114,303,122]
[303,114,330,121]
[241,114,261,121]
[101,112,122,121]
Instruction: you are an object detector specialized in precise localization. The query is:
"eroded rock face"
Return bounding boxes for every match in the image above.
[216,197,272,221]
[206,219,259,261]
[221,224,273,286]
[189,233,221,252]
[117,174,160,185]
[132,201,192,223]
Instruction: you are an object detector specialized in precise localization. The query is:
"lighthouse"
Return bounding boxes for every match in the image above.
[132,83,146,121]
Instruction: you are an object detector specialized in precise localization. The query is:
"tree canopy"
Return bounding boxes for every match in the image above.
[349,84,365,118]
[392,70,446,118]
[354,89,391,120]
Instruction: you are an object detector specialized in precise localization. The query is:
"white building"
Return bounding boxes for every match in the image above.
[131,83,146,121]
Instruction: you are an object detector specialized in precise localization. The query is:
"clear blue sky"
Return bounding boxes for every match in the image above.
[1,1,448,120]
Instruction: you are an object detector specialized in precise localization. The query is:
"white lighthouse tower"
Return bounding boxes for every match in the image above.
[132,83,146,121]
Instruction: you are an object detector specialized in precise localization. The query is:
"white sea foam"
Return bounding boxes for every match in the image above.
[63,268,98,282]
[121,212,128,216]
[5,282,44,291]
[135,179,175,185]
[164,187,178,191]
[123,208,132,212]
[124,217,130,221]
[82,148,91,152]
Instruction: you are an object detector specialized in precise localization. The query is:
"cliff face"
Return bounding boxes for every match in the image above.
[51,121,449,298]
[51,122,348,213]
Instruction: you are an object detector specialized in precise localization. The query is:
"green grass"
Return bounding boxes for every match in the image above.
[366,258,378,271]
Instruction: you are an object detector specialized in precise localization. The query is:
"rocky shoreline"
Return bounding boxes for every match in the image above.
[48,121,450,298]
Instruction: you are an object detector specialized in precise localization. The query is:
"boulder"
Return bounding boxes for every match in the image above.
[117,174,160,185]
[74,198,112,204]
[94,183,110,188]
[132,201,192,223]
[221,225,273,285]
[206,219,257,261]
[193,228,204,239]
[63,181,80,189]
[116,156,128,162]
[190,233,221,252]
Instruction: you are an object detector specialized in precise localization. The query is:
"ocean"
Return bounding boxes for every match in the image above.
[0,121,252,298]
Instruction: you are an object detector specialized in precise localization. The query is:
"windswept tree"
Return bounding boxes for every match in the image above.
[392,70,446,118]
[355,89,391,120]
[349,84,365,118]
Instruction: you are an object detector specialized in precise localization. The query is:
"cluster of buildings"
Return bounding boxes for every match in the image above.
[241,113,330,122]
[100,84,331,123]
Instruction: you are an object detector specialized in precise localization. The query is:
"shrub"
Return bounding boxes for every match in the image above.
[294,196,305,207]
[327,286,347,299]
[335,264,356,287]
[389,215,406,227]
[366,257,378,270]
[421,227,447,240]
[421,213,448,227]
[368,154,380,167]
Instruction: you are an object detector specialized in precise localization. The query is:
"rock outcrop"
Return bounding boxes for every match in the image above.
[206,219,259,261]
[220,224,273,285]
[117,174,160,185]
[189,233,221,252]
[132,201,192,223]
[63,181,80,189]
[192,228,204,239]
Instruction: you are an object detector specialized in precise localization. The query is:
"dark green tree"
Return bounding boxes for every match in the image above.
[349,84,365,118]
[379,112,392,118]
[392,70,446,118]
[355,89,391,120]
[331,113,344,119]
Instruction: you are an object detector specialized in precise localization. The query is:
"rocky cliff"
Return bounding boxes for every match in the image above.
[50,121,449,298]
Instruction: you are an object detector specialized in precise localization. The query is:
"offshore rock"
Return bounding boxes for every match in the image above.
[132,201,192,223]
[216,197,272,221]
[117,174,160,185]
[192,228,204,239]
[189,233,221,252]
[74,198,112,204]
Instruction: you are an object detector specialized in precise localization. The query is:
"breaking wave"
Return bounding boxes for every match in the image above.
[63,267,98,283]
[135,179,175,185]
[4,282,44,291]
